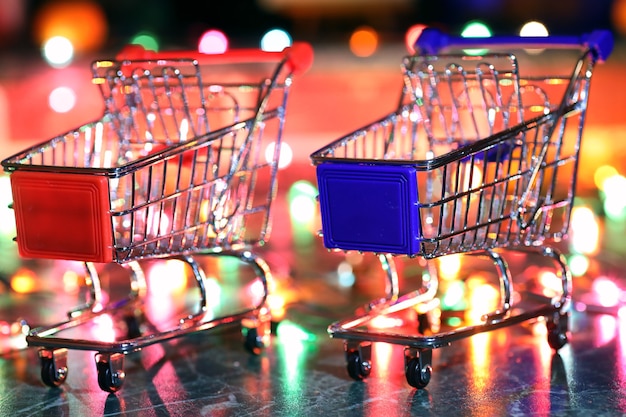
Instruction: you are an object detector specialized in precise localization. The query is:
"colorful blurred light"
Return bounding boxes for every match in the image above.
[261,29,292,52]
[0,175,15,236]
[337,261,356,287]
[33,0,107,54]
[441,280,466,310]
[519,21,549,37]
[288,180,317,224]
[10,268,37,294]
[405,24,427,54]
[276,320,315,342]
[569,206,600,254]
[265,141,293,169]
[42,36,74,68]
[539,270,563,299]
[62,270,80,293]
[460,21,491,55]
[594,165,618,191]
[198,29,228,54]
[204,276,222,310]
[130,32,159,52]
[612,0,626,36]
[48,86,76,113]
[370,315,403,329]
[568,253,590,277]
[466,275,499,324]
[461,21,492,38]
[349,26,379,58]
[438,254,462,281]
[601,174,626,220]
[91,314,116,342]
[592,276,621,307]
[148,259,188,297]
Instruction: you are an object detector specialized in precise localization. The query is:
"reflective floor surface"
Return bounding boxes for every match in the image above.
[1,177,626,417]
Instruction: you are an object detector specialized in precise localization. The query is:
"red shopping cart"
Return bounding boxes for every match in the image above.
[1,42,313,392]
[311,29,612,388]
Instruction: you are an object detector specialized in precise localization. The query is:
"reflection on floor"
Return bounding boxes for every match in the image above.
[0,170,626,416]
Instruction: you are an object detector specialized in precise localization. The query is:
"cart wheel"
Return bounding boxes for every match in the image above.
[346,350,371,381]
[546,311,569,351]
[39,348,68,388]
[95,354,125,393]
[405,357,432,389]
[40,356,67,388]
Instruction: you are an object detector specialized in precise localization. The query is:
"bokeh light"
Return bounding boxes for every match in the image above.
[519,21,549,37]
[594,164,618,191]
[33,0,107,54]
[130,32,159,52]
[265,141,293,169]
[461,21,492,55]
[288,180,317,224]
[42,36,74,68]
[337,261,356,287]
[10,268,37,294]
[612,0,626,36]
[198,29,228,54]
[349,26,379,57]
[569,206,600,255]
[261,29,292,52]
[461,21,492,38]
[592,276,621,307]
[405,24,427,54]
[568,253,590,277]
[602,173,626,220]
[0,175,15,236]
[48,86,77,113]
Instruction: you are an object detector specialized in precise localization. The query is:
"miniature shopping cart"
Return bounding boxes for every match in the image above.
[1,42,313,392]
[311,29,612,389]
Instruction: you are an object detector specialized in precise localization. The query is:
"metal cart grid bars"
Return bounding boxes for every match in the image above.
[1,42,313,393]
[310,29,612,389]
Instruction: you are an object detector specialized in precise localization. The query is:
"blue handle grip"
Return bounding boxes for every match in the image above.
[415,27,614,62]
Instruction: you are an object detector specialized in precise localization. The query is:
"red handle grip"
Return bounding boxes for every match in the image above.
[115,42,314,75]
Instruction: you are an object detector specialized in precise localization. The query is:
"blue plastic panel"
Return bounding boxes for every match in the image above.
[316,163,420,255]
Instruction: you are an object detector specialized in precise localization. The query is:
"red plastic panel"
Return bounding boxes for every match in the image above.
[10,170,113,263]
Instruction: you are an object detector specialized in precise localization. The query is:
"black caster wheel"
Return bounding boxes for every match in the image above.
[405,356,432,389]
[346,350,371,381]
[39,349,68,388]
[95,354,125,393]
[40,357,67,388]
[546,311,569,351]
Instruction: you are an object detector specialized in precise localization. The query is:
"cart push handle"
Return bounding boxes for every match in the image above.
[415,27,614,62]
[115,41,314,75]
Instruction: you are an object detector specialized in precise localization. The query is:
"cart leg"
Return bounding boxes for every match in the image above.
[67,262,103,318]
[39,348,68,388]
[235,250,273,354]
[94,352,125,393]
[404,347,433,389]
[481,249,513,323]
[380,253,399,304]
[177,255,209,324]
[242,315,271,355]
[543,246,571,350]
[546,309,569,350]
[540,246,572,311]
[344,340,372,381]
